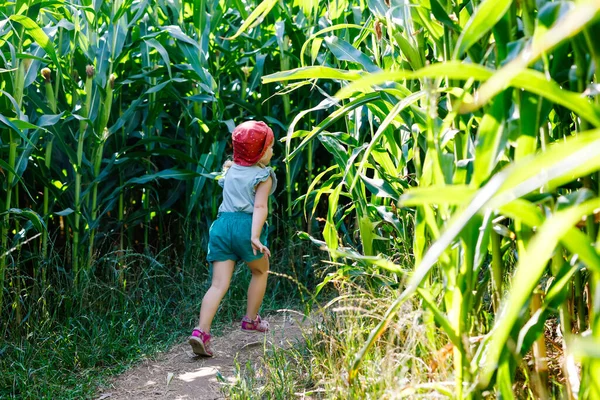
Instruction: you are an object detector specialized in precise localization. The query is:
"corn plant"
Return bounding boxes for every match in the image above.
[265,0,600,397]
[0,0,314,331]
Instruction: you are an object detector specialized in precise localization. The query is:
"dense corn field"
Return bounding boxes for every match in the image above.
[2,0,600,398]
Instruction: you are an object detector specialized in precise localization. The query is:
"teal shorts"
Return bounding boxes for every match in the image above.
[207,212,268,263]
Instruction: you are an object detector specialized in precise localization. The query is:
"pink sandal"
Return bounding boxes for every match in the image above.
[188,328,213,357]
[241,314,269,333]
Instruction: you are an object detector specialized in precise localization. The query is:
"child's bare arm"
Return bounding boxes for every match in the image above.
[251,177,273,257]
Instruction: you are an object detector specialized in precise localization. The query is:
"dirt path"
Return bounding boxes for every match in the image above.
[97,310,307,400]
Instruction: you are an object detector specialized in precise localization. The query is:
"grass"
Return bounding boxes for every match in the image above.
[222,262,572,399]
[222,266,455,399]
[1,309,179,399]
[0,233,307,399]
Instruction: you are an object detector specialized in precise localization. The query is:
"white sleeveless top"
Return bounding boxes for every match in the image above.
[218,164,277,214]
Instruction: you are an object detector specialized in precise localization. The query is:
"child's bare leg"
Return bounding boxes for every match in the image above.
[245,256,269,319]
[198,260,235,332]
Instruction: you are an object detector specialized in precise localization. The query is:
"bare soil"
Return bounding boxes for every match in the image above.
[96,310,307,400]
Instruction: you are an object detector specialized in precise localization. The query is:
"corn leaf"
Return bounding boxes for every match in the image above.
[227,0,278,40]
[453,0,512,58]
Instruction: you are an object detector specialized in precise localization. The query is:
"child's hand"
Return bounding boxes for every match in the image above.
[251,237,271,258]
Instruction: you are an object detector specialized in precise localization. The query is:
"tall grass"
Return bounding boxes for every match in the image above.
[224,269,466,399]
[0,226,304,399]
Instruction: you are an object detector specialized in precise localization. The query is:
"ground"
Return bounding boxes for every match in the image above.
[97,310,308,400]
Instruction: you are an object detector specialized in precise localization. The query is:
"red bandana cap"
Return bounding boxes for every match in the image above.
[232,121,274,166]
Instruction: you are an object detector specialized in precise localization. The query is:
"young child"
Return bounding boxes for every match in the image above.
[188,120,276,357]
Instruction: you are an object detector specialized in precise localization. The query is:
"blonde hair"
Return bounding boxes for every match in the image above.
[222,159,233,173]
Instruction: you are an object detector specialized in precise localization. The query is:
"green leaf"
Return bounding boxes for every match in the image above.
[122,148,196,164]
[472,96,507,186]
[145,80,170,94]
[145,38,172,78]
[391,30,424,70]
[430,0,461,32]
[498,199,544,227]
[227,0,279,40]
[335,63,600,126]
[351,128,600,380]
[361,175,400,200]
[304,165,339,219]
[9,15,60,68]
[349,90,426,191]
[453,0,512,58]
[331,248,407,274]
[335,62,493,100]
[55,208,74,217]
[497,358,516,400]
[509,70,600,127]
[262,66,363,84]
[411,3,444,42]
[299,23,366,67]
[324,36,380,73]
[285,93,380,162]
[571,336,600,359]
[187,153,215,217]
[178,42,210,86]
[496,130,600,195]
[324,184,342,253]
[37,112,65,127]
[318,134,350,168]
[2,208,46,233]
[463,0,600,113]
[160,25,200,48]
[0,114,37,148]
[311,38,323,64]
[477,199,600,387]
[358,215,376,256]
[417,288,461,348]
[515,261,575,355]
[400,185,476,206]
[126,169,199,185]
[366,0,388,17]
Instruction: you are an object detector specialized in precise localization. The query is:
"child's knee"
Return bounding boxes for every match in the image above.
[212,280,230,293]
[247,256,269,275]
[252,264,269,275]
